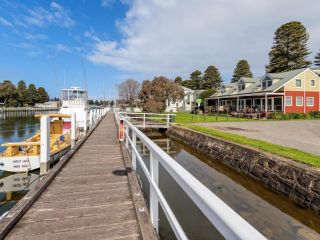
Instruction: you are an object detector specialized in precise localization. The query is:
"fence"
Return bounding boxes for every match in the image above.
[115,111,266,240]
[117,112,175,128]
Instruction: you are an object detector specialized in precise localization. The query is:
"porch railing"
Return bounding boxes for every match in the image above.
[115,111,266,240]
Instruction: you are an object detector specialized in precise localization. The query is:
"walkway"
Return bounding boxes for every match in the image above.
[198,120,320,155]
[5,113,141,239]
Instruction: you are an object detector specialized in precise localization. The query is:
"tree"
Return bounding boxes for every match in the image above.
[37,87,49,103]
[231,60,253,83]
[174,76,182,84]
[266,21,311,73]
[200,89,216,101]
[203,65,222,89]
[26,84,38,105]
[139,76,184,113]
[314,50,320,66]
[190,70,202,89]
[118,79,141,107]
[0,80,18,106]
[17,80,27,106]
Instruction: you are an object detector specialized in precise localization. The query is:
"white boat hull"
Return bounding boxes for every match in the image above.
[0,147,70,173]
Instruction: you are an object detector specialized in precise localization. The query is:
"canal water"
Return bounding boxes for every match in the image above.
[137,133,320,240]
[0,112,47,217]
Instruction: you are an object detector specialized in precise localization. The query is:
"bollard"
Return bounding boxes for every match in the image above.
[40,115,50,175]
[71,112,76,148]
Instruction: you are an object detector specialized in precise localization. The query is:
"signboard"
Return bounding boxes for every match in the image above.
[196,98,202,106]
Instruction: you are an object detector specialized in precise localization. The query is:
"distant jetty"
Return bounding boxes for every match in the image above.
[0,107,59,113]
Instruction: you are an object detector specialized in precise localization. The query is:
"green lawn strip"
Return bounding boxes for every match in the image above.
[173,112,253,123]
[181,124,320,167]
[172,112,320,124]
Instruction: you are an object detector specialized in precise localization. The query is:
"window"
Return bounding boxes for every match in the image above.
[296,96,303,106]
[285,97,292,106]
[238,81,245,91]
[307,97,314,106]
[296,79,302,88]
[262,76,273,90]
[311,80,316,87]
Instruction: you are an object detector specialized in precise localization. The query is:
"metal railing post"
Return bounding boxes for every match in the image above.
[150,151,159,232]
[167,114,170,128]
[132,132,137,170]
[71,112,76,148]
[40,115,50,175]
[125,123,129,149]
[143,113,146,129]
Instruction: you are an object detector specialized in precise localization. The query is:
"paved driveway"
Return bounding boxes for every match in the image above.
[198,120,320,155]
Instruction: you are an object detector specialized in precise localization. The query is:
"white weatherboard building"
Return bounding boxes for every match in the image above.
[166,87,204,112]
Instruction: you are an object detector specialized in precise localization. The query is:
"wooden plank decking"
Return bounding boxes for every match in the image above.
[5,113,143,240]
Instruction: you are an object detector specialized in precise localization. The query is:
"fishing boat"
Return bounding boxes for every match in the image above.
[59,87,90,133]
[0,114,72,173]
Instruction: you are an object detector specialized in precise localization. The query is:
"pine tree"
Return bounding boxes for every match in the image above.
[37,87,49,103]
[203,65,222,89]
[190,70,202,89]
[174,76,182,84]
[314,50,320,66]
[231,60,253,83]
[27,84,38,105]
[266,21,311,73]
[17,80,27,106]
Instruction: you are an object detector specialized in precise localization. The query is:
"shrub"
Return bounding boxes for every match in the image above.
[309,111,320,118]
[267,112,307,120]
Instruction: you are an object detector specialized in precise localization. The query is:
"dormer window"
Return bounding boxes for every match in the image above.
[262,76,272,90]
[238,81,245,91]
[220,86,226,93]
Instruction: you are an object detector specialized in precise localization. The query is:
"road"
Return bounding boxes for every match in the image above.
[198,120,320,155]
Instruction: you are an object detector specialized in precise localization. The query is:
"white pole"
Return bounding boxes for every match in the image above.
[132,132,137,170]
[71,112,76,148]
[150,151,159,232]
[89,109,93,128]
[143,113,146,129]
[125,124,129,149]
[40,115,50,175]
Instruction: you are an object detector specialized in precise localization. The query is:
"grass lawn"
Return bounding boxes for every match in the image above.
[173,112,255,124]
[179,124,320,168]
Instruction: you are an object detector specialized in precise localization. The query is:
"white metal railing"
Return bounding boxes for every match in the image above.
[117,112,175,128]
[115,111,266,240]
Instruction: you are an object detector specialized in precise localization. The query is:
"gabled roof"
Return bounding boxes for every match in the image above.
[264,68,306,92]
[208,67,313,99]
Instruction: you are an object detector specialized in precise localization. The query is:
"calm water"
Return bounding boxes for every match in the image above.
[0,112,51,217]
[137,133,320,240]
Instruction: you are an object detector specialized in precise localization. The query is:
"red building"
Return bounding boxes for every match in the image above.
[205,67,320,114]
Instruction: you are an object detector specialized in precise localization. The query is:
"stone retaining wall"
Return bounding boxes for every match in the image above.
[167,125,320,212]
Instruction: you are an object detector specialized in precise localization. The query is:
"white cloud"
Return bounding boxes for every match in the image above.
[22,2,75,28]
[24,32,47,40]
[0,17,13,27]
[88,0,320,81]
[55,43,73,53]
[101,0,115,8]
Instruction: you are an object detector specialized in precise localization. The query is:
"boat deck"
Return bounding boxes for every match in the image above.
[5,113,142,239]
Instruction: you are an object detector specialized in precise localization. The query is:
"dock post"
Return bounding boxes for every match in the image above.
[40,115,50,175]
[132,132,136,170]
[89,109,93,129]
[150,151,159,232]
[71,112,76,148]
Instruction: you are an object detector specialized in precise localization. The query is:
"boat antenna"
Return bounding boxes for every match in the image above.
[80,48,87,90]
[50,50,60,92]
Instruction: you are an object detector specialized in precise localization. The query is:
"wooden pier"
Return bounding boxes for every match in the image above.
[1,113,156,240]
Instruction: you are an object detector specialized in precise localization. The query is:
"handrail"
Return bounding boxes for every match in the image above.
[115,111,266,240]
[117,112,175,128]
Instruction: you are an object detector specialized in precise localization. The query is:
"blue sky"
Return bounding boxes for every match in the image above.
[0,0,319,99]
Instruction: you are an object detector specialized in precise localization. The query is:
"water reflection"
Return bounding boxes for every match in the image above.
[136,133,320,240]
[0,171,40,217]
